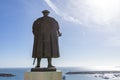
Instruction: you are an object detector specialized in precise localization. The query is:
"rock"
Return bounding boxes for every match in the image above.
[103,76,109,79]
[0,73,15,77]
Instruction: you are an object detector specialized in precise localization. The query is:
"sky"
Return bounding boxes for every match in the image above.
[1,0,120,69]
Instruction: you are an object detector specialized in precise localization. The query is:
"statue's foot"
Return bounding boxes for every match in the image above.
[48,65,55,69]
[35,65,40,68]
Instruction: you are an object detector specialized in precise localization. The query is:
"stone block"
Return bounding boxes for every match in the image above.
[24,71,62,80]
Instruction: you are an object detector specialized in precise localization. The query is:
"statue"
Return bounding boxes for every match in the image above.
[32,10,61,69]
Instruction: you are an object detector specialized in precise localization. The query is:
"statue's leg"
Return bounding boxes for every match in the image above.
[36,58,41,68]
[47,58,55,68]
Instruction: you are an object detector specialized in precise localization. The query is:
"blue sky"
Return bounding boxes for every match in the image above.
[1,0,120,69]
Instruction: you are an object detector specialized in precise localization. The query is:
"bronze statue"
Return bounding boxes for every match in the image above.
[32,10,61,69]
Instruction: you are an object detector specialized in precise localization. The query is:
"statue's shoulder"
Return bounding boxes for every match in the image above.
[48,16,55,20]
[34,18,42,24]
[35,17,42,22]
[48,16,58,23]
[33,17,42,25]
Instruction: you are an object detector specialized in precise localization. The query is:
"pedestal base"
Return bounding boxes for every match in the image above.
[31,68,56,72]
[24,71,62,80]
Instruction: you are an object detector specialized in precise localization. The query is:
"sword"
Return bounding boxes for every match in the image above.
[33,58,36,65]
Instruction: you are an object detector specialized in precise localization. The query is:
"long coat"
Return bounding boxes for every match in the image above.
[32,16,60,58]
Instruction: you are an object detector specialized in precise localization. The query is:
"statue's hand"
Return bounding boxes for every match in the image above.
[57,31,62,37]
[59,33,62,37]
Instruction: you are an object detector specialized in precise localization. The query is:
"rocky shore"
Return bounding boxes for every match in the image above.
[0,73,15,77]
[66,71,120,74]
[66,71,120,79]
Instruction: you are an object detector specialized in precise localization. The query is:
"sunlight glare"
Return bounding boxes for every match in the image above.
[90,66,120,71]
[86,0,120,24]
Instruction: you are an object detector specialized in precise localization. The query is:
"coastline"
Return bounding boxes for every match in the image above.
[66,71,120,74]
[0,73,15,77]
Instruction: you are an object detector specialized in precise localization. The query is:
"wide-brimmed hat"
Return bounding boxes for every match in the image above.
[42,10,50,13]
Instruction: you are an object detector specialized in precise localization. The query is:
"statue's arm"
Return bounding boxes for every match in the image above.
[56,21,62,37]
[32,20,38,36]
[32,21,35,35]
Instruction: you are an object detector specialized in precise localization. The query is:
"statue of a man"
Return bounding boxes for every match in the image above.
[32,10,61,68]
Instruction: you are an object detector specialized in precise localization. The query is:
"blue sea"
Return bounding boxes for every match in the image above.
[0,67,120,80]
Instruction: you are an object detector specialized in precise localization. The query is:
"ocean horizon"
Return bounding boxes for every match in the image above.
[0,67,120,80]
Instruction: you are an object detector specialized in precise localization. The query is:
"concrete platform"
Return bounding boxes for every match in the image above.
[24,71,62,80]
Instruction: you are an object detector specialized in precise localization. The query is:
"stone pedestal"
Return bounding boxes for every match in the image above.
[24,71,62,80]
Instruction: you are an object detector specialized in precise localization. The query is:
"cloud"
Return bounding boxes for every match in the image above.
[44,0,82,24]
[104,36,120,47]
[44,0,120,31]
[44,0,120,47]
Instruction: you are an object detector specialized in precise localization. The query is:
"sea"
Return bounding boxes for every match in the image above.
[0,67,120,80]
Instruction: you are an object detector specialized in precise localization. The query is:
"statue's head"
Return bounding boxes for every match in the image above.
[42,10,50,16]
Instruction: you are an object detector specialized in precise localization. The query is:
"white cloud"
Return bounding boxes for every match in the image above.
[44,0,120,47]
[105,36,120,47]
[44,0,82,24]
[44,0,120,31]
